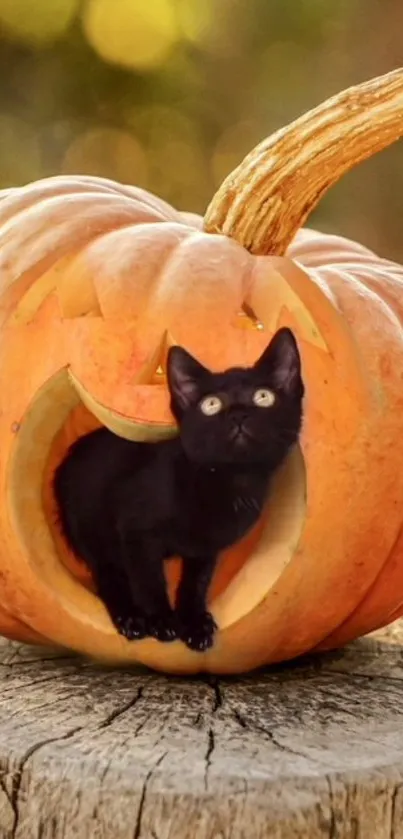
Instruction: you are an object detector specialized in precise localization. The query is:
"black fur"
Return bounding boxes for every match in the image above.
[54,327,304,651]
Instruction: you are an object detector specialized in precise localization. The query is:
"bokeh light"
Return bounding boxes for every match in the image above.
[177,0,246,58]
[128,105,211,208]
[82,0,180,71]
[176,0,213,47]
[0,115,42,186]
[0,0,79,46]
[212,121,262,187]
[62,127,148,187]
[0,0,401,259]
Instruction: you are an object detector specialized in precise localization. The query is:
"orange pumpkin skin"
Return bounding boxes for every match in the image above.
[0,175,403,674]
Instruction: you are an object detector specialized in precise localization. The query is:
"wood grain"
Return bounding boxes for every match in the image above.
[1,625,403,838]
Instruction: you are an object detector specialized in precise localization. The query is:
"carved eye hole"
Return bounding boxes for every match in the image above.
[199,395,223,416]
[253,388,275,408]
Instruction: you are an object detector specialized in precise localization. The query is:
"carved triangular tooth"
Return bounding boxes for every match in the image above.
[130,330,179,385]
[9,256,103,324]
[57,258,102,319]
[164,330,179,351]
[248,270,328,350]
[151,331,179,382]
[236,302,265,332]
[132,339,164,385]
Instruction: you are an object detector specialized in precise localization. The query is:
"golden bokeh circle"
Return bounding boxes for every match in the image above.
[0,0,79,45]
[62,126,148,186]
[82,0,180,71]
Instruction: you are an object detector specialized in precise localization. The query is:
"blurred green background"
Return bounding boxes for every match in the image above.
[0,0,402,258]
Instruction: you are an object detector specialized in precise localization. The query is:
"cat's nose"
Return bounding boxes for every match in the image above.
[231,413,248,430]
[229,417,250,445]
[230,414,249,436]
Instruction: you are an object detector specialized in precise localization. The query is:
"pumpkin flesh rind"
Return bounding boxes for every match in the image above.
[3,190,312,661]
[0,178,403,671]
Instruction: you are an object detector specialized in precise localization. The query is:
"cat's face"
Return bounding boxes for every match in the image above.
[167,328,304,468]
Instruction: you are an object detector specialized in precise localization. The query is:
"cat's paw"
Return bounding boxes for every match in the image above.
[114,612,147,641]
[179,611,217,652]
[145,611,179,643]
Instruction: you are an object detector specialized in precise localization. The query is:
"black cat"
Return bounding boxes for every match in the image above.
[53,327,304,652]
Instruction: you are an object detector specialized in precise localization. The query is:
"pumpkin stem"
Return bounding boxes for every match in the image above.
[203,68,403,256]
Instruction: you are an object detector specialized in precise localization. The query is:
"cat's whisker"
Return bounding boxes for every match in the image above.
[232,495,262,514]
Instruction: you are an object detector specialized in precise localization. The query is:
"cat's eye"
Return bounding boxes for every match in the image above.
[199,395,223,416]
[253,388,275,408]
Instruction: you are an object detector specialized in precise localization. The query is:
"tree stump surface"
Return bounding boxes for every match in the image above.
[1,626,403,838]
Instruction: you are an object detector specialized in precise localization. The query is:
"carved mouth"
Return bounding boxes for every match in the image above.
[6,366,307,650]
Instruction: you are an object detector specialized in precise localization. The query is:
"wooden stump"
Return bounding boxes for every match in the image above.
[1,627,403,838]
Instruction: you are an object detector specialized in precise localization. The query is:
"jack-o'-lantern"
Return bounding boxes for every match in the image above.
[0,70,402,673]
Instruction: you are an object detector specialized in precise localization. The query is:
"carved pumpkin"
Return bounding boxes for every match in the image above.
[0,70,403,674]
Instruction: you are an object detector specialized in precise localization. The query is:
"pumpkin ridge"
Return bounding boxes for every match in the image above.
[0,206,175,322]
[314,516,403,651]
[84,222,199,321]
[0,175,181,225]
[142,229,253,340]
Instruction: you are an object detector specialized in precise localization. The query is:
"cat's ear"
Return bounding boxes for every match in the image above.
[255,328,304,397]
[167,346,209,413]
